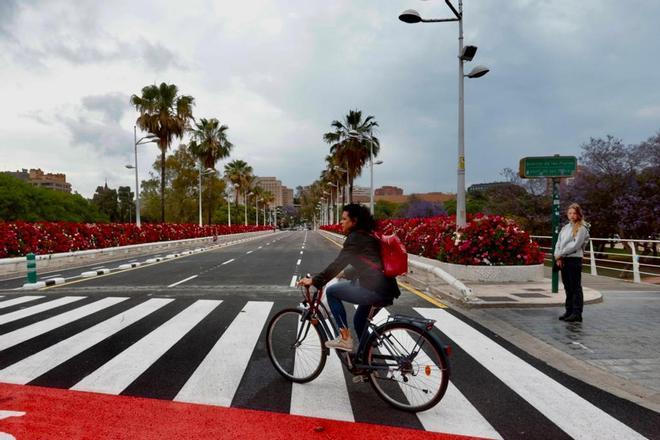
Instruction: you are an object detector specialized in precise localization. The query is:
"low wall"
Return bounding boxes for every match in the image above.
[433,261,544,283]
[0,231,274,277]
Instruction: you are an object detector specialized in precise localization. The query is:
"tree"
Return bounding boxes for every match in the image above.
[92,184,119,222]
[224,159,253,207]
[131,82,195,223]
[117,186,134,223]
[0,174,106,222]
[374,200,401,220]
[398,197,447,219]
[323,110,380,202]
[188,117,234,224]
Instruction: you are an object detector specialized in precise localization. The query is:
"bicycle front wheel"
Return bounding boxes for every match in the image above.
[366,322,449,412]
[266,308,327,383]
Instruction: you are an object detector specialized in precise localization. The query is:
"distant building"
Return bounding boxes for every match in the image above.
[254,176,284,206]
[375,192,455,204]
[281,186,294,207]
[467,182,518,193]
[375,186,403,196]
[351,186,371,203]
[4,168,72,193]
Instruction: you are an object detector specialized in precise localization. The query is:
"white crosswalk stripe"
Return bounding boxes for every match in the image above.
[0,295,651,439]
[0,297,128,351]
[175,301,272,406]
[416,307,648,440]
[0,298,173,384]
[0,296,44,309]
[0,296,86,325]
[72,300,221,395]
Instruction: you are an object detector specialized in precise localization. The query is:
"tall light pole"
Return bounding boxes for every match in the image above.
[245,191,253,226]
[326,182,337,224]
[198,163,215,227]
[228,183,239,227]
[334,165,348,206]
[129,126,158,227]
[399,1,489,227]
[348,130,379,215]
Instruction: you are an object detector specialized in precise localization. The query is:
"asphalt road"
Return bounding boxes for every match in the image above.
[0,231,658,439]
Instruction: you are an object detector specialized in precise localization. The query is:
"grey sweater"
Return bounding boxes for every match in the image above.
[553,222,589,259]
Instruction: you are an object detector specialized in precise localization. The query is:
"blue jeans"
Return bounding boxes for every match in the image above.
[325,280,387,340]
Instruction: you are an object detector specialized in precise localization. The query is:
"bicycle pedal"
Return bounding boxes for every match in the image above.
[352,375,370,384]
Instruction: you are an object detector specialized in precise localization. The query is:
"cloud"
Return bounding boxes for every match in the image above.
[81,93,129,124]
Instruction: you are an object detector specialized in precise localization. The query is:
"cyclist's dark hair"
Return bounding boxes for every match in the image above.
[342,203,377,232]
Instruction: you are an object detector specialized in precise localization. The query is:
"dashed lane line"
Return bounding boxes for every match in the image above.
[221,259,235,265]
[167,275,199,288]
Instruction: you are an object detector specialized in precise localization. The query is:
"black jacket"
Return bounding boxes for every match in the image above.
[312,230,401,301]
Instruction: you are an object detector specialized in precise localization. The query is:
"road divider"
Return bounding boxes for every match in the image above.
[81,269,111,278]
[22,277,66,290]
[118,263,141,270]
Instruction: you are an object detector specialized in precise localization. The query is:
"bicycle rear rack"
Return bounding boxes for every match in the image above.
[387,314,436,331]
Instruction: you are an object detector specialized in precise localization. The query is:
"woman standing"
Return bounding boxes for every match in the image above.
[554,203,590,322]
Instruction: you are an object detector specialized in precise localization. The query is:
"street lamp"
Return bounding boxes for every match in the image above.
[333,165,349,206]
[198,164,215,227]
[246,191,253,226]
[228,182,239,227]
[326,182,337,224]
[347,130,379,215]
[131,126,159,227]
[399,0,490,227]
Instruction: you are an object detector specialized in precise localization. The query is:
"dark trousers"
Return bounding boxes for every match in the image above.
[325,280,386,340]
[560,257,584,315]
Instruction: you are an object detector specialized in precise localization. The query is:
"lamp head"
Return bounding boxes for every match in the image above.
[466,65,490,78]
[460,45,478,61]
[399,9,422,23]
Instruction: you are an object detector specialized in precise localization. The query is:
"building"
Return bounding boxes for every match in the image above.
[351,186,371,203]
[254,176,283,206]
[375,186,403,196]
[467,182,518,193]
[375,192,455,204]
[281,186,294,206]
[4,168,72,193]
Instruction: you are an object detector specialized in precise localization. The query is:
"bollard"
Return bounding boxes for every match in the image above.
[26,253,37,284]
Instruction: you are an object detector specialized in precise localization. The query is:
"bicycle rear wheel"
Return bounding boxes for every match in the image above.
[266,308,327,383]
[365,322,449,412]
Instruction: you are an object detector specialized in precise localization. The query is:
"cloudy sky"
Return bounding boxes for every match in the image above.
[1,0,659,198]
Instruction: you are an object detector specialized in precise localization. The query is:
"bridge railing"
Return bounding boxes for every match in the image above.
[531,235,660,283]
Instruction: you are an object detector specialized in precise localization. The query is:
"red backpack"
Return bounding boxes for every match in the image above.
[372,232,408,277]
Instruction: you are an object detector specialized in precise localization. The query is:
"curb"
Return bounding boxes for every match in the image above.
[81,269,111,278]
[22,277,65,290]
[117,263,142,270]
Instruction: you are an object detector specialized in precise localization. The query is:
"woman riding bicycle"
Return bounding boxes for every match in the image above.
[298,204,401,351]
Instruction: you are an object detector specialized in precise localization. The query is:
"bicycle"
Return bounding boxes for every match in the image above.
[266,282,451,412]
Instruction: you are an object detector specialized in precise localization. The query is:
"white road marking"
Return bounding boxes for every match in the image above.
[289,275,298,287]
[246,251,253,254]
[128,259,138,263]
[0,296,86,325]
[0,297,128,351]
[366,307,501,439]
[258,246,263,249]
[72,300,221,395]
[290,320,354,422]
[221,259,235,265]
[296,259,301,265]
[416,307,647,440]
[300,251,303,255]
[0,296,43,309]
[91,266,105,270]
[42,274,62,279]
[175,301,273,406]
[167,275,198,288]
[0,299,173,384]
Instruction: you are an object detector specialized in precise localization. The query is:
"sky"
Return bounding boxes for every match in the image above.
[1,0,659,198]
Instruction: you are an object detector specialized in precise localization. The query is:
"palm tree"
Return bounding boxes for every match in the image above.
[261,190,275,225]
[323,109,380,203]
[131,83,195,223]
[224,159,253,207]
[189,118,234,224]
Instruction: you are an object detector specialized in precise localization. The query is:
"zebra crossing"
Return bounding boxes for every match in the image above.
[0,294,653,439]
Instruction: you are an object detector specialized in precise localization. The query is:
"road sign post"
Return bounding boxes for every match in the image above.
[551,178,560,293]
[519,155,577,294]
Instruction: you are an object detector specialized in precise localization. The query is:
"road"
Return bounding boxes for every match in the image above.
[0,231,658,439]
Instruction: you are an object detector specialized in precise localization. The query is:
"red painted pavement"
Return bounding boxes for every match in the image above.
[0,383,491,440]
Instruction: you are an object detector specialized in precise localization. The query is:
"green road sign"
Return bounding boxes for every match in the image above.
[519,156,577,178]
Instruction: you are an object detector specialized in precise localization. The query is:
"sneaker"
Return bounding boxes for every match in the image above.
[325,336,354,351]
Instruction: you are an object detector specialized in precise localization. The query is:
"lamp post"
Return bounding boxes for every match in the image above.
[347,130,379,215]
[198,163,215,227]
[228,183,239,227]
[326,182,337,224]
[399,1,489,227]
[334,165,348,206]
[245,191,253,226]
[129,126,158,227]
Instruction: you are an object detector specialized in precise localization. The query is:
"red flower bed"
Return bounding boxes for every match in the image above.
[321,214,544,266]
[0,222,272,258]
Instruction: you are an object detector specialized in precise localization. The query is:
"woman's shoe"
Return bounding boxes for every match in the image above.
[558,313,570,321]
[564,314,582,322]
[325,336,354,351]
